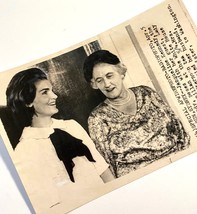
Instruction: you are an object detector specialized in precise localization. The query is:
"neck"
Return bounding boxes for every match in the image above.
[31,115,52,128]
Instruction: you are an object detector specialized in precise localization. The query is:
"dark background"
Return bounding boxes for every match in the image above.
[0,41,105,149]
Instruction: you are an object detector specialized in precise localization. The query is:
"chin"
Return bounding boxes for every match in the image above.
[54,108,59,114]
[106,94,119,99]
[50,107,59,115]
[105,91,120,99]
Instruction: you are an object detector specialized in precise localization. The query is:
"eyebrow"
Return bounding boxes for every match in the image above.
[95,72,113,81]
[38,88,50,93]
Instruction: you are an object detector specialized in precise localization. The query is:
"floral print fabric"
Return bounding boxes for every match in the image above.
[88,85,190,178]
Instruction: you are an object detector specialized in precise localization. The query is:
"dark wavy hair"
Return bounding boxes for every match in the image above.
[6,67,47,126]
[83,50,120,83]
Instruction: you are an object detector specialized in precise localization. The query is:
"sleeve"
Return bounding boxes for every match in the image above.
[67,119,109,175]
[88,114,116,176]
[143,85,174,111]
[88,114,108,159]
[13,140,60,208]
[13,140,38,195]
[144,86,190,149]
[13,140,30,171]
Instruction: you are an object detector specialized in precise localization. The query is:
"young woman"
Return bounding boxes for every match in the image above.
[6,68,114,214]
[83,49,190,178]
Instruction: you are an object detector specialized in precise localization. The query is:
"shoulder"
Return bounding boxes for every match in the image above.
[19,126,44,140]
[89,102,108,118]
[15,127,34,152]
[52,118,83,130]
[66,119,84,130]
[52,118,90,140]
[130,85,160,101]
[130,85,156,94]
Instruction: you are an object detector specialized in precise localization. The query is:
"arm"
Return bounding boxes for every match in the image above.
[146,86,190,148]
[88,114,116,177]
[88,115,109,162]
[66,119,114,177]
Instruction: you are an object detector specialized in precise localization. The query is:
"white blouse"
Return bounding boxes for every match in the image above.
[13,119,108,214]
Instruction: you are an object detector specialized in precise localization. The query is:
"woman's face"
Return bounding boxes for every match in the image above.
[30,79,58,117]
[92,63,125,99]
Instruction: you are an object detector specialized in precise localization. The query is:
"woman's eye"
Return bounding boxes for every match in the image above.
[41,90,48,95]
[96,79,102,83]
[106,73,113,78]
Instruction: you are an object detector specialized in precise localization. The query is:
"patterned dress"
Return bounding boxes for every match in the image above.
[88,85,190,178]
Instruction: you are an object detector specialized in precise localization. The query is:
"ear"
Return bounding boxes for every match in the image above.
[121,74,125,80]
[90,79,98,89]
[119,63,127,79]
[120,63,127,73]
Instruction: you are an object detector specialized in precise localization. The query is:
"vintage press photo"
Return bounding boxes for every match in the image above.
[0,0,197,213]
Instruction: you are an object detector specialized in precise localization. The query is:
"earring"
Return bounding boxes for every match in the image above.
[26,103,33,107]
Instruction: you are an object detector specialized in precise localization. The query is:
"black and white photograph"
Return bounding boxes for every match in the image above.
[0,0,197,213]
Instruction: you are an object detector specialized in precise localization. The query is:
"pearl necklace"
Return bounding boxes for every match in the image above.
[106,90,132,106]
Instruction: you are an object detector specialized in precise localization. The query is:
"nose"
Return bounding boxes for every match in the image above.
[103,78,111,88]
[51,91,58,99]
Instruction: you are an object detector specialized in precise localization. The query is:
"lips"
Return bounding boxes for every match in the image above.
[48,102,56,106]
[106,87,115,92]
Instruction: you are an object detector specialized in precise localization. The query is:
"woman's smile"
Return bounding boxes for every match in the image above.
[106,87,115,93]
[31,79,58,117]
[92,63,126,100]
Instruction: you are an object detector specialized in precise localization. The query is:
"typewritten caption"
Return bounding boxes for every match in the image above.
[141,4,197,136]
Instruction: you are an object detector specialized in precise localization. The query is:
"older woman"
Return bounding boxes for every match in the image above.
[83,49,190,178]
[6,68,114,214]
